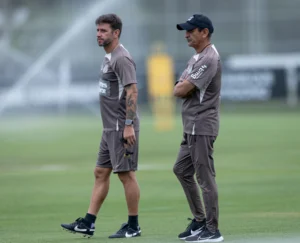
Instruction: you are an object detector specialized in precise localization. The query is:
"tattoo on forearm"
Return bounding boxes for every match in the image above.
[126,85,137,120]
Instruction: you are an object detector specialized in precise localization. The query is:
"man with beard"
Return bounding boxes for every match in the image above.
[61,14,141,239]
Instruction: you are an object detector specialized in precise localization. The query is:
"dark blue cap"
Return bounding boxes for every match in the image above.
[177,14,214,33]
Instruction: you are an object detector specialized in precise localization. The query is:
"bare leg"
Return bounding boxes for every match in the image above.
[87,167,112,215]
[118,171,140,215]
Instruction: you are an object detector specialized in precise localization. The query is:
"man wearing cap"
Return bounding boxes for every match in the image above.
[173,14,224,242]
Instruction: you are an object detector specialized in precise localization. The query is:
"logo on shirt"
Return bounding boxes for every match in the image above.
[99,79,110,96]
[191,65,207,79]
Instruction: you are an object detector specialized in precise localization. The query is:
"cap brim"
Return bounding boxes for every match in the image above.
[176,22,197,31]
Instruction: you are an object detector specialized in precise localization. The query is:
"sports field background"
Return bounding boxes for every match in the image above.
[1,103,300,243]
[1,1,300,242]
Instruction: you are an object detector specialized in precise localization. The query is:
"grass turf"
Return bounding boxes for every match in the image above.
[0,109,300,243]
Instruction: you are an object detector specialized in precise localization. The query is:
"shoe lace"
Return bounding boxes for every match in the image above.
[70,217,84,227]
[185,218,196,231]
[115,223,128,234]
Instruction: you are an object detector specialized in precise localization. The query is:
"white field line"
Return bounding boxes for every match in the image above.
[0,163,172,174]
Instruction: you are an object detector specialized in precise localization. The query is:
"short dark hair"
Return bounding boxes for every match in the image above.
[95,14,122,38]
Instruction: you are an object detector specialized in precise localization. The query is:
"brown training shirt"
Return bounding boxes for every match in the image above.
[178,44,222,136]
[99,44,140,131]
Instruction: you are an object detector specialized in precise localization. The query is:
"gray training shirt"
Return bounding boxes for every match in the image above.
[99,44,140,131]
[179,44,222,136]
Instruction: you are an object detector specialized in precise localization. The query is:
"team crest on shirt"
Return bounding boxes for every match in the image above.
[101,64,109,73]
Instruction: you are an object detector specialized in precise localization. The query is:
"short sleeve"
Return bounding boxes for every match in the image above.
[114,56,137,86]
[187,55,218,90]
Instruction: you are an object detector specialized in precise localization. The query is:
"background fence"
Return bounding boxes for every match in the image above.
[1,0,300,116]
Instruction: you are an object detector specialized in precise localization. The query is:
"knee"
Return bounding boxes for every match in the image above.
[173,164,183,177]
[94,167,110,181]
[118,171,135,184]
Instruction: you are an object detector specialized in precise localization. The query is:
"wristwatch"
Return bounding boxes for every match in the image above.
[125,119,134,126]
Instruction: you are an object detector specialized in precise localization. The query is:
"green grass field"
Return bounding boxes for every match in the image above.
[1,107,300,243]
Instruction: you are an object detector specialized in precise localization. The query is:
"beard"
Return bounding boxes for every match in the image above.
[98,38,112,47]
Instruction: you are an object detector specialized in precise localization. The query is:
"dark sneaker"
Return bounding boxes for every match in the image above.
[61,217,95,238]
[108,223,141,238]
[178,218,206,240]
[185,228,224,242]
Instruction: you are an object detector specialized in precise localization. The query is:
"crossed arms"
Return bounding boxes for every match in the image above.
[173,79,196,98]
